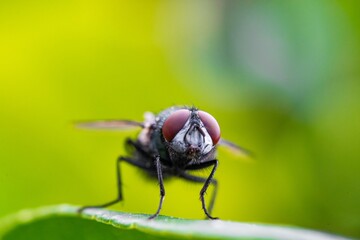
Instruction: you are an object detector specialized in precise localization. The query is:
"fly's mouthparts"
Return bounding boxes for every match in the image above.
[187,145,201,155]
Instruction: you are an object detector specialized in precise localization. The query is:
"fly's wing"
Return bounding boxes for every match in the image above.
[218,139,254,159]
[75,120,144,130]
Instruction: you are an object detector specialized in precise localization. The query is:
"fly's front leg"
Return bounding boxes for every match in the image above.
[179,172,218,217]
[78,156,150,213]
[148,155,165,219]
[186,159,219,219]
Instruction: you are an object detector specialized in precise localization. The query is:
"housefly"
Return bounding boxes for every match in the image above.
[77,106,250,219]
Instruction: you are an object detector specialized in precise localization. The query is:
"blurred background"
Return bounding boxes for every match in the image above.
[0,0,359,238]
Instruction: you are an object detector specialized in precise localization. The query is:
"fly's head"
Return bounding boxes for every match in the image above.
[161,108,220,163]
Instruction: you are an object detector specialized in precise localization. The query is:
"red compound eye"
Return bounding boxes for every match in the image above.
[198,111,221,145]
[162,109,191,141]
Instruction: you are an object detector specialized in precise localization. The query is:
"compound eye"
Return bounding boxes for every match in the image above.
[162,109,191,142]
[198,111,221,145]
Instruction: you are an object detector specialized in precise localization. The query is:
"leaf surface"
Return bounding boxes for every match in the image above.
[0,205,350,240]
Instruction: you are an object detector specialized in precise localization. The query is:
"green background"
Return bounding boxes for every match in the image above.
[0,0,359,238]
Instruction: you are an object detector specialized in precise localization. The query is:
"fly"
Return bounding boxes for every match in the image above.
[77,106,250,219]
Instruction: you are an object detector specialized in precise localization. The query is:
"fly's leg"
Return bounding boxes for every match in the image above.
[179,172,218,218]
[128,140,166,220]
[78,156,151,213]
[148,155,165,220]
[186,159,219,220]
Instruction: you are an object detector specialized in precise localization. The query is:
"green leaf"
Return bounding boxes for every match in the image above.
[0,204,350,240]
